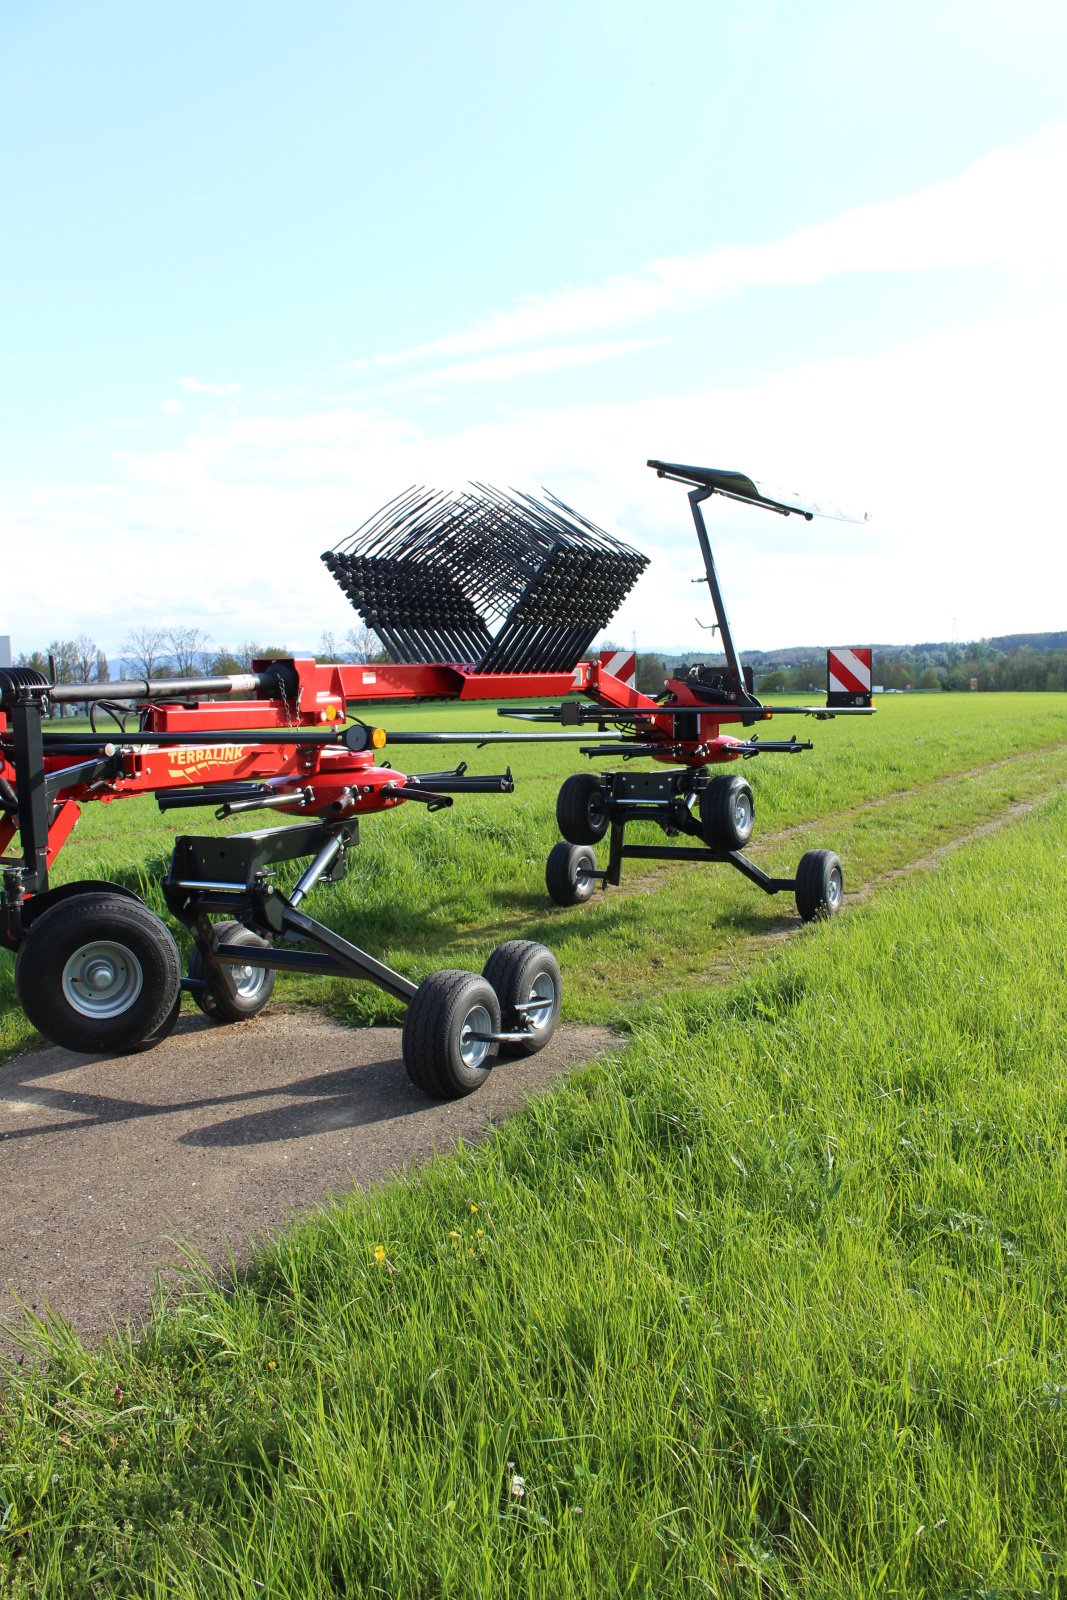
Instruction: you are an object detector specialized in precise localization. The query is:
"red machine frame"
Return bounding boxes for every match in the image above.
[0,455,873,1095]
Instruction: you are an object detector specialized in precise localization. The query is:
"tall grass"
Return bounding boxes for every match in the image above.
[2,789,1065,1596]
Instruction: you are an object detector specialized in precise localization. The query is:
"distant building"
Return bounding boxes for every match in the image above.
[0,636,10,668]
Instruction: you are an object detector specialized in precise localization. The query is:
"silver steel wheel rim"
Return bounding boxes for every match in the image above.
[575,854,594,889]
[228,958,268,1000]
[827,869,843,908]
[734,792,753,832]
[62,940,144,1020]
[459,1003,492,1070]
[525,971,557,1034]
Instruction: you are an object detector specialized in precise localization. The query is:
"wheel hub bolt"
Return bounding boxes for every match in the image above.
[84,959,118,991]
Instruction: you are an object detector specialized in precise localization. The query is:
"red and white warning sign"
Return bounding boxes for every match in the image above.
[599,648,637,688]
[826,646,873,705]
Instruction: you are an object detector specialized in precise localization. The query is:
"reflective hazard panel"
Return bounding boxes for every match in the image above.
[599,649,637,688]
[827,647,873,707]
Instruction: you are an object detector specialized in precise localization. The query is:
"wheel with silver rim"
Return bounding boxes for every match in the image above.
[187,921,276,1022]
[545,841,598,906]
[402,970,501,1099]
[61,938,144,1019]
[482,940,562,1058]
[795,849,844,922]
[15,891,181,1054]
[699,774,755,850]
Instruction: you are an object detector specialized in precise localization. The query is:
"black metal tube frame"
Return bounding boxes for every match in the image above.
[164,820,419,1005]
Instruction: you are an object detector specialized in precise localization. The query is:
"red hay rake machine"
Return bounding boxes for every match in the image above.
[0,461,871,1098]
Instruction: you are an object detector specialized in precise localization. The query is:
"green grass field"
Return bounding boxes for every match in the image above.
[2,692,1065,1053]
[2,693,1066,1595]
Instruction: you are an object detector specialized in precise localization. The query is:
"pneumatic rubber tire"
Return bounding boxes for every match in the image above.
[187,921,276,1023]
[545,841,597,906]
[556,773,609,845]
[15,892,182,1054]
[402,970,501,1099]
[795,850,844,922]
[699,775,755,850]
[482,940,561,1057]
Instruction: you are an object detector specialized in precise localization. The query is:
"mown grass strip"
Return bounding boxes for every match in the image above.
[2,790,1065,1597]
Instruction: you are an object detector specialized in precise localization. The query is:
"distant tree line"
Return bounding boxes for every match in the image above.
[629,639,1067,696]
[750,642,1067,694]
[14,624,387,715]
[16,629,1063,711]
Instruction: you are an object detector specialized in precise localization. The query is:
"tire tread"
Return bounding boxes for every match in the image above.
[15,892,181,1054]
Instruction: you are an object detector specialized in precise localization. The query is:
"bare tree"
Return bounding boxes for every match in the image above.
[317,629,344,663]
[46,639,79,682]
[345,623,380,663]
[234,642,289,668]
[71,635,98,685]
[122,627,170,678]
[167,625,211,677]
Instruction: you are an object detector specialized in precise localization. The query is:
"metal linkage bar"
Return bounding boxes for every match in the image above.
[164,819,419,1004]
[617,842,796,893]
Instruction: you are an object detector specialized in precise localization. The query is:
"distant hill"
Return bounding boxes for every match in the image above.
[637,631,1067,666]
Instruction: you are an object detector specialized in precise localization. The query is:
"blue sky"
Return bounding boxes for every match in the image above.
[3,0,1065,660]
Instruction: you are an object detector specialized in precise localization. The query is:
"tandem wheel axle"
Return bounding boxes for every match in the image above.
[11,818,562,1101]
[546,768,844,923]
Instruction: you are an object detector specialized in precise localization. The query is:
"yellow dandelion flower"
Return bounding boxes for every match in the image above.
[449,1230,460,1239]
[267,1361,277,1371]
[475,1228,484,1236]
[373,1244,387,1264]
[470,1203,478,1213]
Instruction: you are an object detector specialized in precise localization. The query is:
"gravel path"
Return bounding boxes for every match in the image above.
[0,1010,618,1354]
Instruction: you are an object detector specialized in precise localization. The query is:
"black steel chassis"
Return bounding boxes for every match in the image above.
[161,818,546,1050]
[162,817,422,1009]
[579,768,796,897]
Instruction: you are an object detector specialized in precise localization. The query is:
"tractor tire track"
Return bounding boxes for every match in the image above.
[591,742,1067,907]
[755,741,1063,841]
[697,796,1041,987]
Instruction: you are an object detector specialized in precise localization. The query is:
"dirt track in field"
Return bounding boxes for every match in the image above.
[693,797,1042,989]
[0,1013,619,1357]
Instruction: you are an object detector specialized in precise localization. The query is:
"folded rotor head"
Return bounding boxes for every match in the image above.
[322,485,648,672]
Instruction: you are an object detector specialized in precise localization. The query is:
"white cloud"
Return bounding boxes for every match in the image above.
[360,339,662,396]
[6,294,1063,657]
[350,124,1067,373]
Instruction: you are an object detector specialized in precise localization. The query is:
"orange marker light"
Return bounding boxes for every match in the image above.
[371,726,387,749]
